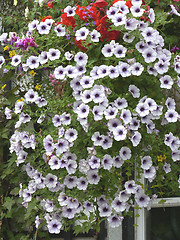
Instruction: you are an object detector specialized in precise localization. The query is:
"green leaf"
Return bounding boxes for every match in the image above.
[158,199,166,205]
[3,197,15,212]
[10,187,20,196]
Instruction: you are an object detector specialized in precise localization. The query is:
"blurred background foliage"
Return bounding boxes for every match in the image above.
[0,0,180,239]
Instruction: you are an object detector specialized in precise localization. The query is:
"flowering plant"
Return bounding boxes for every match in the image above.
[0,0,180,237]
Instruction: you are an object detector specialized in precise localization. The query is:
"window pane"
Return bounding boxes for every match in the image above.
[148,207,180,240]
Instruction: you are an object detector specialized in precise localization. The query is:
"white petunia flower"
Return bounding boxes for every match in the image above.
[149,8,155,23]
[28,20,39,31]
[104,106,118,120]
[160,75,173,89]
[39,51,48,64]
[107,6,119,19]
[48,156,61,170]
[65,65,78,78]
[135,193,150,208]
[102,44,114,57]
[125,180,137,194]
[130,131,142,146]
[165,109,178,123]
[91,85,106,103]
[0,33,8,42]
[47,48,60,61]
[37,22,51,34]
[114,97,128,109]
[76,103,89,118]
[131,62,144,76]
[75,27,89,41]
[64,6,76,16]
[90,29,101,42]
[111,13,126,26]
[26,56,39,69]
[119,147,131,160]
[24,89,38,103]
[0,56,5,68]
[170,4,180,17]
[11,55,21,66]
[54,24,66,36]
[74,52,88,66]
[108,215,124,228]
[135,41,148,53]
[123,32,135,43]
[113,126,127,141]
[154,60,169,74]
[130,5,144,17]
[120,109,132,124]
[118,62,131,77]
[125,18,139,31]
[131,0,142,5]
[165,97,176,110]
[113,1,129,15]
[64,128,78,142]
[141,156,152,170]
[92,105,104,121]
[114,45,127,58]
[136,102,149,117]
[54,66,66,79]
[141,27,158,42]
[129,85,140,98]
[142,48,157,63]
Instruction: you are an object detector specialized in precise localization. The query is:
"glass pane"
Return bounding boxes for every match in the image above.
[147,207,180,240]
[122,214,134,240]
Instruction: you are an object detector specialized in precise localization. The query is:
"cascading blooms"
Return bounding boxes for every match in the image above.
[1,0,180,235]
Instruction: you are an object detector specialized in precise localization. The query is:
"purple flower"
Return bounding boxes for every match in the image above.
[171,46,180,52]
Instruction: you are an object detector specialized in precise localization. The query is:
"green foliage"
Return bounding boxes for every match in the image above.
[0,0,180,239]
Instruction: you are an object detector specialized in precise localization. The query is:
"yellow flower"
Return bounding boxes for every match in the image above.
[17,98,23,102]
[157,155,163,162]
[35,84,42,90]
[4,46,9,51]
[9,50,16,58]
[1,84,6,90]
[29,70,36,76]
[157,154,167,162]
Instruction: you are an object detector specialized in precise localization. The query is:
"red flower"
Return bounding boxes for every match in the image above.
[101,29,121,41]
[61,13,76,27]
[94,0,108,8]
[47,2,53,8]
[75,40,88,52]
[76,5,89,22]
[125,0,132,8]
[107,30,121,41]
[112,0,120,4]
[41,16,53,22]
[95,15,109,31]
[87,6,99,21]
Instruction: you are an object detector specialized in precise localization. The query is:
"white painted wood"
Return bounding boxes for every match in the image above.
[106,222,122,240]
[150,197,180,208]
[134,207,146,240]
[135,197,180,240]
[134,168,147,240]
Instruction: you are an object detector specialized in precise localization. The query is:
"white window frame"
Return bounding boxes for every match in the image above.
[134,172,180,240]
